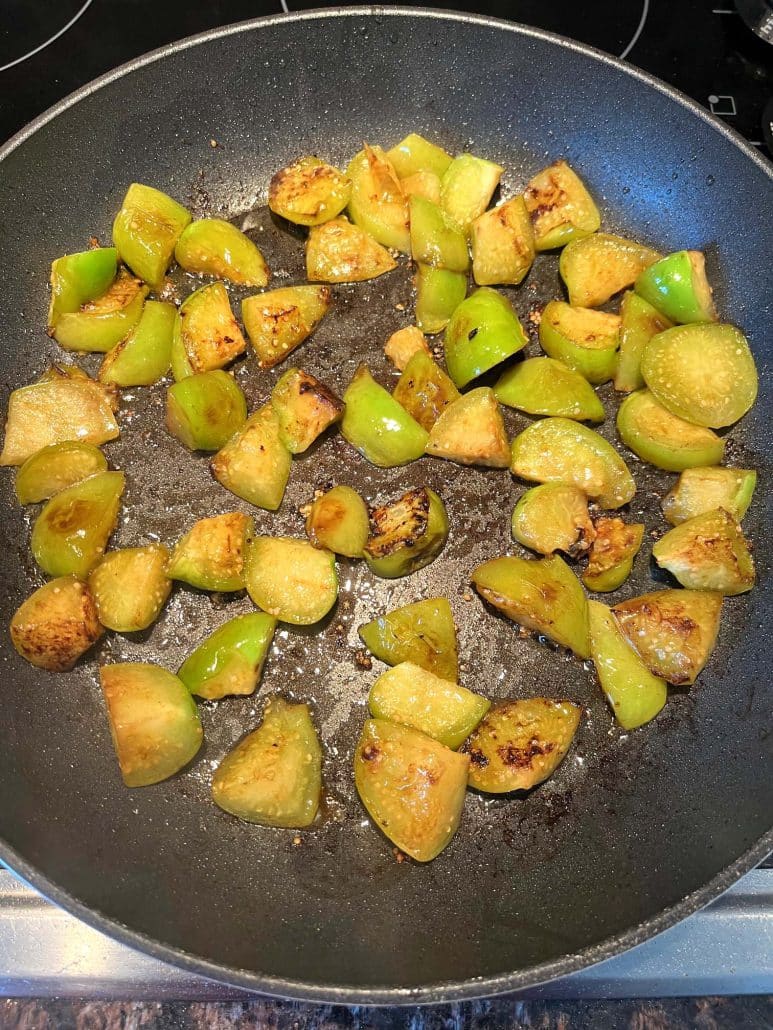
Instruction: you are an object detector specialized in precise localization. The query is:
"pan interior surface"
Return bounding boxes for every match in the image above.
[0,10,771,1003]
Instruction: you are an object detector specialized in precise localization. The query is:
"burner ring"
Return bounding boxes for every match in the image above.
[0,0,95,74]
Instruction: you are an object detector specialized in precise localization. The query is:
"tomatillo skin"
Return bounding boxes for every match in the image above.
[364,488,449,579]
[341,365,428,467]
[178,612,277,700]
[444,287,527,388]
[166,370,247,452]
[415,265,467,334]
[48,248,117,329]
[635,250,717,324]
[112,183,191,290]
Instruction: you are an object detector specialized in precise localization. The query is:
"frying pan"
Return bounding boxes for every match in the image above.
[0,7,771,1005]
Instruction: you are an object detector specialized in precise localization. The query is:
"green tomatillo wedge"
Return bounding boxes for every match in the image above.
[409,195,469,272]
[616,390,725,471]
[612,589,722,686]
[212,697,322,826]
[210,404,291,511]
[167,511,251,592]
[368,661,490,750]
[53,270,148,353]
[242,285,332,369]
[401,170,442,204]
[112,183,191,289]
[364,487,449,579]
[635,250,717,324]
[305,485,369,557]
[245,536,338,625]
[464,698,581,793]
[539,301,620,384]
[470,196,535,286]
[613,291,673,393]
[641,323,758,428]
[511,418,635,508]
[306,217,397,283]
[662,467,757,525]
[440,153,503,233]
[384,326,430,371]
[174,218,269,286]
[472,553,590,658]
[88,545,172,632]
[444,287,527,388]
[178,612,277,700]
[386,133,453,180]
[99,300,176,386]
[269,156,351,226]
[166,370,247,452]
[523,161,600,251]
[588,601,667,730]
[341,364,428,467]
[559,232,660,307]
[494,356,604,422]
[31,470,125,578]
[15,442,107,505]
[511,483,595,557]
[392,350,460,432]
[172,281,246,379]
[99,663,203,787]
[582,517,644,592]
[48,247,118,329]
[415,265,467,334]
[270,368,343,453]
[652,508,755,595]
[10,576,103,672]
[359,597,458,681]
[354,718,469,862]
[425,387,510,468]
[347,145,410,252]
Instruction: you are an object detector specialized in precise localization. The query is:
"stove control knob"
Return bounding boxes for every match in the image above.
[735,0,773,42]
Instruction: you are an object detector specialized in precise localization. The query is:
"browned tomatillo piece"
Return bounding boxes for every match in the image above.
[10,576,103,672]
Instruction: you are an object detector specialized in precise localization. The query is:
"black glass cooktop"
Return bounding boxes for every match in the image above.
[1,0,771,157]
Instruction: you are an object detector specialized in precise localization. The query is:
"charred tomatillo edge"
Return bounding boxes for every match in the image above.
[10,576,103,672]
[245,536,338,625]
[269,157,351,227]
[341,364,428,468]
[409,195,469,272]
[358,597,459,681]
[402,170,442,204]
[166,371,247,452]
[440,153,503,234]
[210,405,291,512]
[112,183,191,290]
[510,418,636,509]
[212,697,322,827]
[270,368,343,454]
[368,661,490,750]
[614,291,673,394]
[0,375,119,466]
[588,601,667,730]
[425,387,510,468]
[31,471,125,579]
[386,133,453,180]
[53,274,148,353]
[464,698,581,793]
[15,442,107,505]
[652,508,755,595]
[88,545,172,633]
[415,264,467,334]
[612,589,723,686]
[392,349,460,432]
[470,196,535,286]
[444,287,527,388]
[495,356,605,422]
[616,390,725,471]
[354,718,469,862]
[305,485,369,558]
[174,218,269,286]
[48,247,117,329]
[472,553,591,659]
[559,232,661,308]
[538,301,621,384]
[306,217,397,283]
[98,299,175,386]
[641,323,758,429]
[346,145,410,253]
[511,483,595,557]
[522,160,600,251]
[364,487,449,579]
[167,511,251,592]
[242,286,332,368]
[171,281,246,381]
[635,250,717,324]
[178,612,277,700]
[99,663,203,787]
[384,326,431,372]
[662,467,757,525]
[582,518,644,593]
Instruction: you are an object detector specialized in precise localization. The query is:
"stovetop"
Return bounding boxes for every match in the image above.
[1,0,772,1002]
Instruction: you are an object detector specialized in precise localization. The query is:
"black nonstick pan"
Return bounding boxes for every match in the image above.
[0,7,771,1005]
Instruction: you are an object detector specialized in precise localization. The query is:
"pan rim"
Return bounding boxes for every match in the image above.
[0,5,771,1005]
